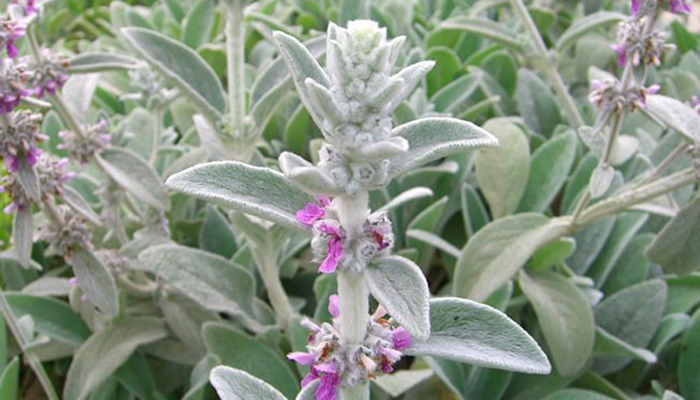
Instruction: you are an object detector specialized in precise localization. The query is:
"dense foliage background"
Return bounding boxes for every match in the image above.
[0,0,699,399]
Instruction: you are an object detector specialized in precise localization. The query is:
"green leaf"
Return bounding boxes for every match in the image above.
[593,280,667,374]
[461,183,490,236]
[593,327,656,363]
[273,31,330,129]
[646,195,700,275]
[671,20,698,54]
[67,52,140,74]
[199,205,237,258]
[365,256,431,340]
[530,237,576,270]
[441,17,524,53]
[68,247,119,317]
[405,297,551,374]
[11,207,33,269]
[519,271,595,377]
[679,309,700,399]
[543,389,614,400]
[0,357,19,400]
[379,187,434,212]
[63,317,168,400]
[425,47,462,96]
[339,0,368,25]
[182,0,214,49]
[516,69,562,136]
[97,147,170,211]
[373,369,433,398]
[203,323,299,399]
[389,117,499,179]
[163,0,185,21]
[165,161,314,230]
[475,119,530,218]
[5,293,90,347]
[666,275,700,314]
[122,27,225,121]
[646,94,700,144]
[430,74,480,113]
[454,214,570,302]
[518,130,577,213]
[137,244,257,323]
[209,366,286,400]
[567,217,616,274]
[555,12,626,52]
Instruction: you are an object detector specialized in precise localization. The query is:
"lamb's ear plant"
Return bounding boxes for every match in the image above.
[167,20,555,400]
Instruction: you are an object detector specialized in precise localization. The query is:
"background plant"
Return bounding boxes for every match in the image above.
[0,0,698,399]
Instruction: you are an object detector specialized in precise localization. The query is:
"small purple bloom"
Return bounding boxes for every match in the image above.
[301,370,319,387]
[301,317,321,332]
[319,224,343,274]
[611,44,627,66]
[288,352,315,366]
[631,0,643,15]
[391,327,412,350]
[69,277,79,285]
[316,370,340,400]
[4,154,19,173]
[669,0,690,14]
[297,202,326,226]
[328,294,340,319]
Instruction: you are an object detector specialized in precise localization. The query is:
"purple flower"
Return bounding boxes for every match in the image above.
[1,20,26,59]
[297,203,326,226]
[391,327,412,350]
[287,352,315,366]
[316,369,340,400]
[669,0,690,14]
[328,294,340,319]
[631,0,643,15]
[319,224,343,273]
[611,44,628,66]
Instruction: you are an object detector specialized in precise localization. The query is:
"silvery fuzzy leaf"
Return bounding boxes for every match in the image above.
[68,247,119,317]
[304,78,344,125]
[97,147,171,211]
[373,369,433,398]
[357,137,409,160]
[278,152,342,195]
[17,159,40,202]
[389,117,499,178]
[209,366,286,400]
[579,125,606,157]
[12,206,33,268]
[192,115,236,160]
[645,95,700,144]
[379,187,434,212]
[166,161,314,230]
[63,186,102,226]
[67,52,141,74]
[367,77,405,110]
[137,244,259,327]
[121,27,225,122]
[296,380,320,400]
[609,135,639,166]
[388,61,435,112]
[589,165,615,199]
[63,317,167,400]
[555,11,626,52]
[273,31,331,129]
[441,17,525,53]
[405,297,551,374]
[365,256,431,340]
[62,74,99,120]
[646,195,700,275]
[17,314,35,343]
[594,327,656,364]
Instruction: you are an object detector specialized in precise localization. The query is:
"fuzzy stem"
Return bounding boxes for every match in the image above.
[509,0,585,128]
[254,248,294,327]
[576,167,698,226]
[0,290,60,400]
[150,107,163,165]
[334,193,370,399]
[225,0,246,135]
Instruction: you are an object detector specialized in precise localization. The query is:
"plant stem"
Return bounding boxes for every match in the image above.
[0,291,60,400]
[225,0,246,135]
[334,193,370,400]
[254,248,294,327]
[509,0,585,128]
[577,167,698,226]
[150,107,163,165]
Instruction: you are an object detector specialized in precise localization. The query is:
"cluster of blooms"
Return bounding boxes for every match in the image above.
[0,58,32,113]
[0,18,25,59]
[14,0,37,16]
[0,109,44,171]
[36,155,74,197]
[58,120,111,164]
[589,78,660,113]
[612,19,673,67]
[0,173,30,213]
[631,0,690,16]
[287,296,411,400]
[280,20,431,196]
[297,196,393,273]
[31,50,68,98]
[37,205,90,256]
